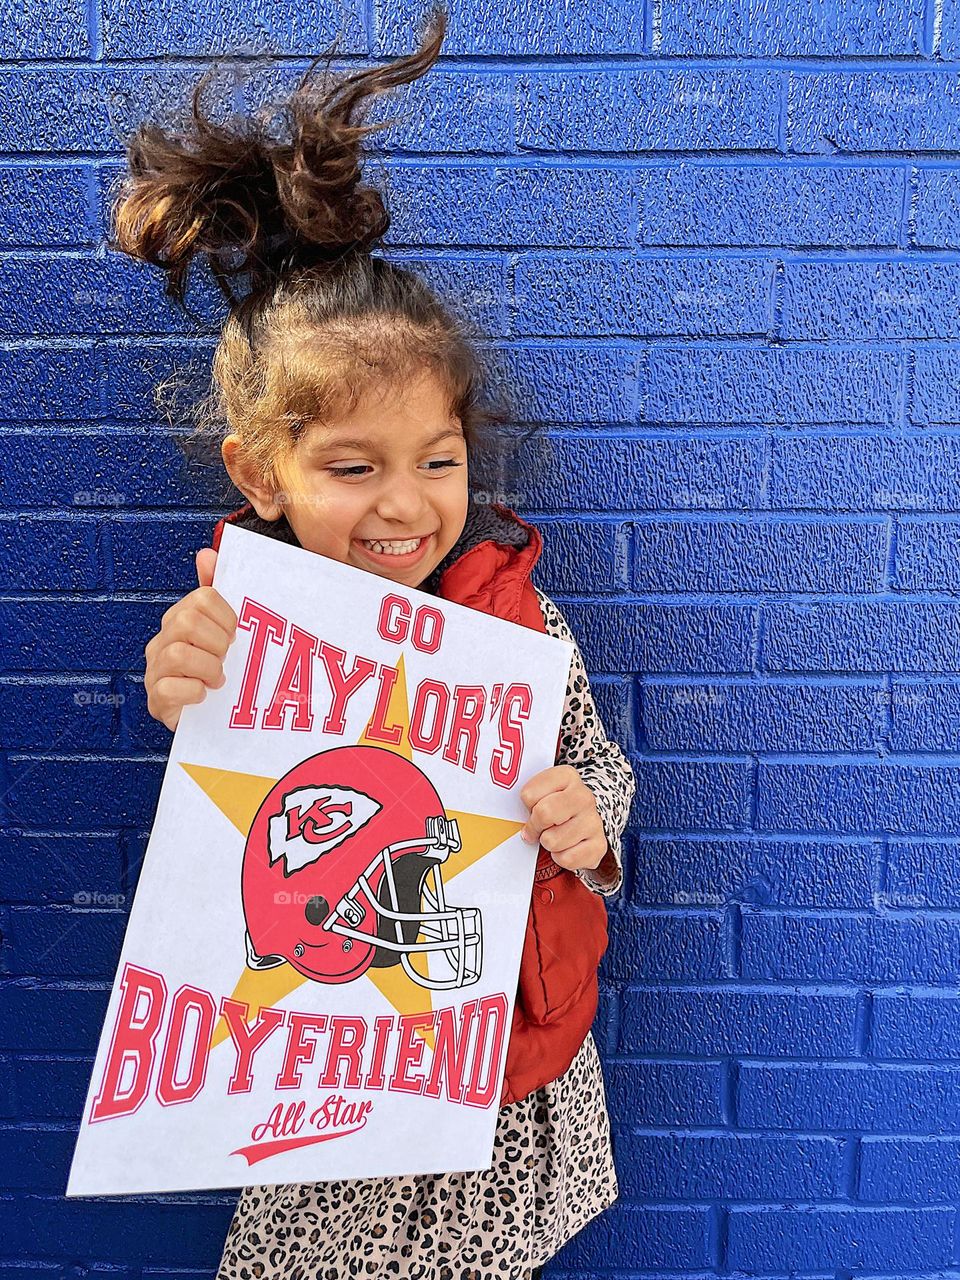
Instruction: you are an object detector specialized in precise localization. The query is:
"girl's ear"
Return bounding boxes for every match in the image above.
[221,434,285,522]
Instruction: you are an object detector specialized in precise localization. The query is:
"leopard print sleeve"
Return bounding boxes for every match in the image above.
[533,585,635,898]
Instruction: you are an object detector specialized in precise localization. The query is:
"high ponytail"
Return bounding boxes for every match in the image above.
[108,3,516,506]
[110,7,446,308]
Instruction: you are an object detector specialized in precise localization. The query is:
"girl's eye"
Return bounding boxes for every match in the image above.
[326,460,464,478]
[327,465,370,477]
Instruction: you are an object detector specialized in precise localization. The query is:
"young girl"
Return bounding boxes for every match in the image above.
[119,10,636,1277]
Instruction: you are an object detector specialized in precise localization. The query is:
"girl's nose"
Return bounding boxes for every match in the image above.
[374,473,429,523]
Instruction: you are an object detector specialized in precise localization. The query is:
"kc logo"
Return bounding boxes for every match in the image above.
[268,785,382,875]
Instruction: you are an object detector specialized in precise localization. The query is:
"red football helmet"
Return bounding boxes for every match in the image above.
[241,745,482,990]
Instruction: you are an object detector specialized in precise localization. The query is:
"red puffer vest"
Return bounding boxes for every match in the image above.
[210,500,610,1107]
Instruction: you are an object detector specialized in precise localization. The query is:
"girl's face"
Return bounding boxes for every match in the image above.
[223,370,470,589]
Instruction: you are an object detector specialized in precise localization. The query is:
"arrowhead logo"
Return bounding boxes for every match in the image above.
[267,785,382,875]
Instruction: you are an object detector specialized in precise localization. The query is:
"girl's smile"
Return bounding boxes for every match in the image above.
[221,370,470,589]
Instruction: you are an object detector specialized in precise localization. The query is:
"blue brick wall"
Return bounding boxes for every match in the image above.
[3,0,960,1275]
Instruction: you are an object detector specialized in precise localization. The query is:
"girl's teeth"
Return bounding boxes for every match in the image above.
[361,537,423,555]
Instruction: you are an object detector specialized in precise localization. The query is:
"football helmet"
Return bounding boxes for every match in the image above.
[241,745,482,990]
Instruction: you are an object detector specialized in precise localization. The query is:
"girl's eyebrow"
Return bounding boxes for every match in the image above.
[310,425,465,454]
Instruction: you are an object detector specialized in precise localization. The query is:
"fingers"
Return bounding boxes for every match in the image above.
[195,547,218,588]
[534,808,598,853]
[520,787,580,843]
[147,675,211,731]
[162,586,237,644]
[518,764,578,812]
[161,600,236,660]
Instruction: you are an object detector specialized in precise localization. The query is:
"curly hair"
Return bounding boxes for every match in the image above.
[108,5,513,494]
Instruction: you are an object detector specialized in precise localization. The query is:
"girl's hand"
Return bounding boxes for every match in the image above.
[143,548,238,731]
[518,764,608,872]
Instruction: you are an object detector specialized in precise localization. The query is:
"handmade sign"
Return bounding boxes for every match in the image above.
[66,522,573,1195]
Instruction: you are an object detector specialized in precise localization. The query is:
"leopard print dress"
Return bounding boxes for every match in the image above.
[215,587,637,1280]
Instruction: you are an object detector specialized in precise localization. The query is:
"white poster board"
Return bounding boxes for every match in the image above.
[66,523,573,1195]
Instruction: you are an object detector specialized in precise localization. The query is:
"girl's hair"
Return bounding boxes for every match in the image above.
[108,6,513,493]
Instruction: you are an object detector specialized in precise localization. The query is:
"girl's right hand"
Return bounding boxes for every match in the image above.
[144,548,238,731]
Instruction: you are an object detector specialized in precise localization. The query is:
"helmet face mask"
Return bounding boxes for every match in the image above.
[242,746,483,991]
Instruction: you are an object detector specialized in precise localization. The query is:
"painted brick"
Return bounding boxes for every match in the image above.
[630,517,887,592]
[0,833,122,905]
[913,168,960,248]
[860,1137,960,1202]
[643,346,900,425]
[642,679,885,752]
[513,255,772,338]
[384,165,640,248]
[782,261,960,339]
[606,1060,724,1128]
[4,755,164,828]
[657,0,924,55]
[758,762,960,834]
[765,602,960,672]
[629,836,879,908]
[913,347,960,424]
[0,515,102,589]
[789,73,960,153]
[873,994,960,1059]
[896,519,960,590]
[0,167,91,248]
[0,983,110,1054]
[375,1,645,55]
[890,681,960,749]
[888,840,960,907]
[770,432,960,513]
[560,602,757,674]
[742,911,960,983]
[0,676,120,750]
[0,0,88,58]
[8,1055,96,1120]
[604,909,727,980]
[637,165,902,247]
[551,1204,712,1271]
[501,432,764,512]
[738,1062,960,1132]
[517,70,779,152]
[617,1133,844,1200]
[533,518,628,593]
[102,0,366,58]
[620,989,859,1056]
[630,759,752,830]
[0,600,166,671]
[727,1206,955,1272]
[5,906,127,979]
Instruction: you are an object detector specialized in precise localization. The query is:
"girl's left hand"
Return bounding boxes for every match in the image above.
[518,764,608,872]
